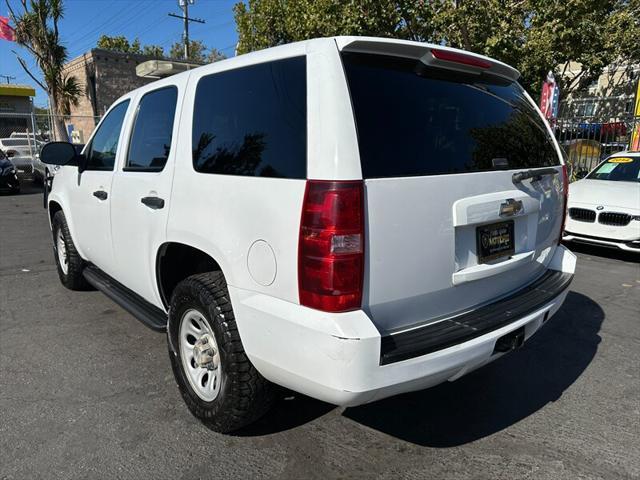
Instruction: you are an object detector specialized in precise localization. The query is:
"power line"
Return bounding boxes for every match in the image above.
[66,1,147,57]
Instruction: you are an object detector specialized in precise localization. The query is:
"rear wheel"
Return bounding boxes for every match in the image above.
[168,272,274,433]
[52,211,90,290]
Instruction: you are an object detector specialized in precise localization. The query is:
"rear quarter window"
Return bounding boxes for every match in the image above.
[192,57,306,179]
[342,53,560,178]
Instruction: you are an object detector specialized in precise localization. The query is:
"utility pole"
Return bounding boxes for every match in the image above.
[0,74,16,83]
[168,0,205,61]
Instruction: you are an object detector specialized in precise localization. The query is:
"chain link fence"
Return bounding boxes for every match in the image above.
[0,112,100,178]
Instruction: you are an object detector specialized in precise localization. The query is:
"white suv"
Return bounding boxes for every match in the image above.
[40,37,576,432]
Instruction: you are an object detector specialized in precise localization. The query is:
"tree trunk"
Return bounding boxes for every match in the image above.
[49,94,69,142]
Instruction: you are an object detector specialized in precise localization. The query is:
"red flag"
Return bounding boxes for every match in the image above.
[0,16,15,42]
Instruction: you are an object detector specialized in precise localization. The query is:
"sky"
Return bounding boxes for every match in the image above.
[0,0,239,107]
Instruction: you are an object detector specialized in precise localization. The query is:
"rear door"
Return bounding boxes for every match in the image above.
[110,83,181,307]
[340,49,564,334]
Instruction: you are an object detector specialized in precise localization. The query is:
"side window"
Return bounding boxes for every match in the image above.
[126,86,178,171]
[192,57,306,178]
[86,100,129,171]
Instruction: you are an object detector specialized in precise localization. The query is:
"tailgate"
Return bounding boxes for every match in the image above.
[340,48,565,333]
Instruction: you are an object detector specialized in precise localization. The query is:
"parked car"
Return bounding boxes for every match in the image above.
[564,152,640,251]
[0,149,20,193]
[0,137,38,174]
[39,36,576,432]
[34,143,84,184]
[10,131,45,142]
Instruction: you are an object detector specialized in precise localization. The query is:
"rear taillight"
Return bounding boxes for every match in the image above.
[559,164,569,243]
[298,180,364,312]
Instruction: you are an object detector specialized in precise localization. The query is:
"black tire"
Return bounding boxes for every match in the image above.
[52,211,90,290]
[168,272,275,433]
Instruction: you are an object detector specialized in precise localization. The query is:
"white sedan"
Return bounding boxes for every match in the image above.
[563,151,640,252]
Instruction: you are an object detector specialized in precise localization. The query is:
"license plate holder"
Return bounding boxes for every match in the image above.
[476,220,515,264]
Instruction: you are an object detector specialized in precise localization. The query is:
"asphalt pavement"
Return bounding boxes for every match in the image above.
[1,182,639,480]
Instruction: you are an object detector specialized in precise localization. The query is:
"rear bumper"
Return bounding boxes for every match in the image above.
[563,231,640,252]
[230,245,576,406]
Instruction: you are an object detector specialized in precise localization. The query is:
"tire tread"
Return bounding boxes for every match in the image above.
[168,271,274,432]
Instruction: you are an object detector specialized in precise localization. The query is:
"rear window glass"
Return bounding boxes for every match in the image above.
[342,53,560,178]
[192,57,306,179]
[587,156,640,182]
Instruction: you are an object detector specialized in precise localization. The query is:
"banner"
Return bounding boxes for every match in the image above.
[0,16,15,42]
[539,71,560,121]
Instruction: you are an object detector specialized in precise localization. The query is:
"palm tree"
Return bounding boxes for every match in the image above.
[7,0,81,141]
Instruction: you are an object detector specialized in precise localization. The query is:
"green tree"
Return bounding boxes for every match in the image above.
[169,39,207,62]
[97,35,168,58]
[207,47,227,63]
[96,34,143,54]
[7,0,81,141]
[97,35,140,53]
[233,0,640,97]
[142,44,165,57]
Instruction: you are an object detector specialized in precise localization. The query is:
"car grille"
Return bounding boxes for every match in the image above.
[569,208,596,223]
[598,212,632,226]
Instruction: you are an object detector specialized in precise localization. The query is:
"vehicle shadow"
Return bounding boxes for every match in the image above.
[0,180,43,197]
[235,291,602,443]
[232,390,335,436]
[342,291,603,447]
[564,240,639,263]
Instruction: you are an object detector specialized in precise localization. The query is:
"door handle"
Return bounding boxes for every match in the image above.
[93,190,108,200]
[141,196,165,209]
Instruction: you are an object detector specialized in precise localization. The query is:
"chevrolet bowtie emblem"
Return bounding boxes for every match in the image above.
[499,198,524,217]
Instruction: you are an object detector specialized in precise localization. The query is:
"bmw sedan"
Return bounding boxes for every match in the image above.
[564,152,640,252]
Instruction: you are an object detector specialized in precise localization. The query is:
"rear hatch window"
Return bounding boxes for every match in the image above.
[341,52,560,178]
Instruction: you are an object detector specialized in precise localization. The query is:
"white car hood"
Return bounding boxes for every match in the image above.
[569,179,640,210]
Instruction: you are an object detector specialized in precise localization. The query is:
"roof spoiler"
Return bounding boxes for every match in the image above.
[335,37,520,82]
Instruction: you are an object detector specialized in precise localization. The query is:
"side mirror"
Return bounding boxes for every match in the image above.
[40,142,77,166]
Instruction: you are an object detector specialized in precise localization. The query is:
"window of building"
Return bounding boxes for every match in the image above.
[126,86,178,171]
[85,100,130,170]
[192,57,306,179]
[576,101,597,117]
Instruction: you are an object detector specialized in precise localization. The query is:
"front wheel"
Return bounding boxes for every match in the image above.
[52,211,90,290]
[168,272,275,433]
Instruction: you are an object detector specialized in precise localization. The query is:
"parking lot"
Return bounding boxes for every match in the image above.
[1,183,639,480]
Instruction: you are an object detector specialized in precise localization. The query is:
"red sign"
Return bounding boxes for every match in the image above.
[0,16,15,42]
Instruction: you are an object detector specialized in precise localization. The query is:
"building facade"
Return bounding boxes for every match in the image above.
[0,84,35,138]
[62,49,165,142]
[559,62,639,120]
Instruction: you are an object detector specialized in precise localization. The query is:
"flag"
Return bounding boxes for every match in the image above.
[540,72,558,119]
[631,79,640,152]
[0,16,15,42]
[539,71,560,122]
